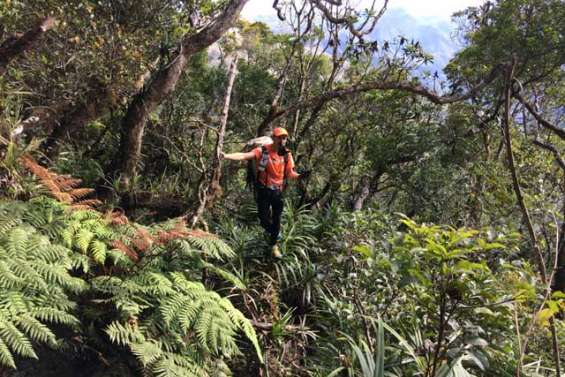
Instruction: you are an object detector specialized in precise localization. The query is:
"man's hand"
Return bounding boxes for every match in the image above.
[299,170,311,180]
[219,151,226,160]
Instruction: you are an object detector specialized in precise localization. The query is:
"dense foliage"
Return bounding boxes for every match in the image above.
[1,0,563,376]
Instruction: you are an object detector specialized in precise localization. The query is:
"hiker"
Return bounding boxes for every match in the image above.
[220,127,308,258]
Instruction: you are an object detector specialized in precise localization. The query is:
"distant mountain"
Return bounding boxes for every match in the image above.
[371,8,462,75]
[241,7,464,76]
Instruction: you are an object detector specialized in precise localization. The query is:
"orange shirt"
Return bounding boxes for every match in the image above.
[253,144,299,188]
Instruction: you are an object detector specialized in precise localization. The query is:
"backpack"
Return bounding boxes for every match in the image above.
[245,136,289,192]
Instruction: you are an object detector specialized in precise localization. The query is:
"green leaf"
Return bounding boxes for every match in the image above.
[536,308,554,327]
[353,244,372,258]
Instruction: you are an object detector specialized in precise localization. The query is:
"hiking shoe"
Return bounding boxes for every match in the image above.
[271,244,282,259]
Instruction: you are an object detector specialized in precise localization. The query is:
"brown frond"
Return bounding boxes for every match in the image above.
[73,199,102,208]
[186,229,218,239]
[156,230,185,244]
[54,175,82,190]
[20,154,100,209]
[173,218,188,232]
[110,240,139,262]
[69,188,95,200]
[106,209,129,225]
[52,191,73,203]
[69,205,98,211]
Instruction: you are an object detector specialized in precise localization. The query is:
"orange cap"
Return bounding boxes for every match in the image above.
[272,127,289,137]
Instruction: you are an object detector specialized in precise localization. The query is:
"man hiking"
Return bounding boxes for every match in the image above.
[220,127,307,258]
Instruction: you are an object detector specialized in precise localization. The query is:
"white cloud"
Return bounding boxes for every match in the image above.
[386,0,484,19]
[241,0,485,22]
[241,0,277,21]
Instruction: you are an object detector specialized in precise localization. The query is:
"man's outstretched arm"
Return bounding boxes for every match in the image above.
[221,150,256,161]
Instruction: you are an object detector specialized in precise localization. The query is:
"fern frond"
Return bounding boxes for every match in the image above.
[90,240,107,265]
[110,240,139,262]
[71,199,102,209]
[0,291,29,313]
[69,252,91,273]
[218,299,263,363]
[130,340,163,367]
[71,210,102,222]
[54,176,82,191]
[68,188,95,200]
[28,308,79,326]
[0,322,38,359]
[106,322,145,346]
[4,227,28,257]
[14,316,57,347]
[0,337,16,369]
[184,236,235,260]
[34,243,69,264]
[139,273,174,296]
[7,259,47,290]
[201,262,246,290]
[0,260,25,289]
[152,352,203,377]
[0,217,21,234]
[106,249,132,267]
[75,229,94,253]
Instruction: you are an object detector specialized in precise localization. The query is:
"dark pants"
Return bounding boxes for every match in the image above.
[256,185,284,246]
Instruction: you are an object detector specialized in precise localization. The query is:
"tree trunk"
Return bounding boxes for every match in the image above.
[40,83,116,162]
[0,17,55,76]
[114,0,248,187]
[256,56,292,136]
[189,56,239,227]
[352,170,383,211]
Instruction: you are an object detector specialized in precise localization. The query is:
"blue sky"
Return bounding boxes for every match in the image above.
[242,0,484,22]
[241,0,486,73]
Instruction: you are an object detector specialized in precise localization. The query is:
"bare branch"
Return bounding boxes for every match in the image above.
[513,90,565,140]
[273,0,285,21]
[272,64,503,120]
[189,56,239,226]
[0,17,56,75]
[532,140,565,172]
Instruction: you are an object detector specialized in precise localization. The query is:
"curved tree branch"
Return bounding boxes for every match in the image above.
[270,64,503,120]
[532,140,565,172]
[0,17,56,75]
[513,91,565,140]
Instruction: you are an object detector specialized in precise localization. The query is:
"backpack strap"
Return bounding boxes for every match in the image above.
[282,150,289,191]
[257,145,269,184]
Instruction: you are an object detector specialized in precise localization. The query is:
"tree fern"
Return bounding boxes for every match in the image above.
[0,223,83,368]
[0,337,16,369]
[0,197,262,374]
[103,270,263,375]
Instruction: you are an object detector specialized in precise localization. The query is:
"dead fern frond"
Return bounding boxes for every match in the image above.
[106,209,129,225]
[69,188,95,200]
[54,175,82,190]
[73,199,103,207]
[52,191,73,204]
[186,229,217,239]
[110,240,139,262]
[156,231,184,244]
[20,154,99,209]
[70,204,98,211]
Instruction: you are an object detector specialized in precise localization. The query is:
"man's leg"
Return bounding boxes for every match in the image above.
[270,191,284,246]
[256,187,272,234]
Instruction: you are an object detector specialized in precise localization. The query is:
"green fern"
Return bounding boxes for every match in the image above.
[104,271,263,375]
[0,223,83,368]
[0,197,262,374]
